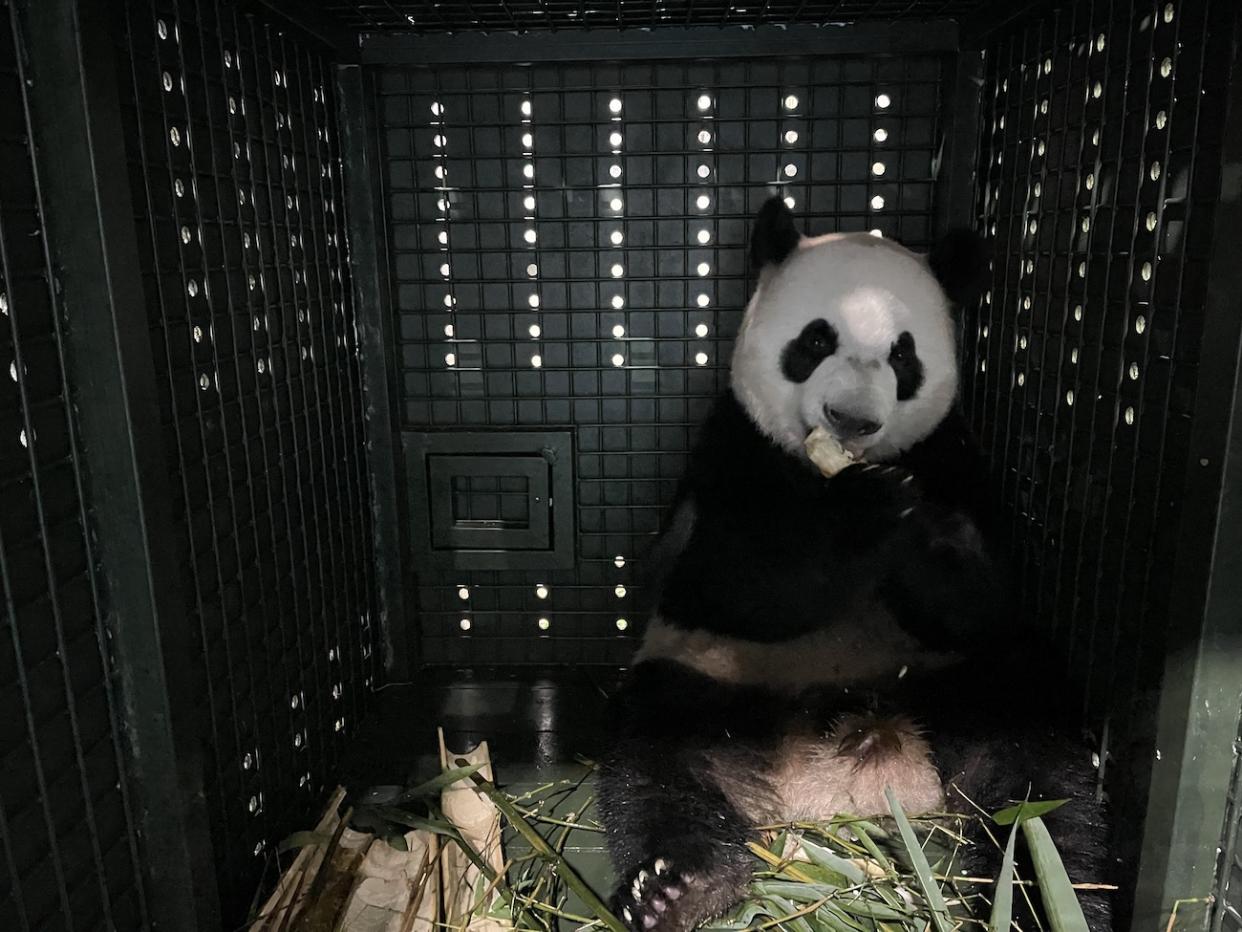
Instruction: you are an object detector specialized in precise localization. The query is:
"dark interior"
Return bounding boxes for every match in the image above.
[2,0,1241,930]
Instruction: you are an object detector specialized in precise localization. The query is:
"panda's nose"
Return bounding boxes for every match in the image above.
[825,407,881,438]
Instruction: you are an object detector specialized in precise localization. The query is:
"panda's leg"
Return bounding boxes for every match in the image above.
[597,742,755,932]
[932,727,1112,932]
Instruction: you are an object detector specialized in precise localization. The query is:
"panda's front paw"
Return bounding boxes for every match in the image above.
[830,462,922,525]
[614,858,691,932]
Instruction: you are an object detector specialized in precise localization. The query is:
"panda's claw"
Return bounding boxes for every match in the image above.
[615,860,692,932]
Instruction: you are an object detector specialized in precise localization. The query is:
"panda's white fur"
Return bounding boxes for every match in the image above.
[731,232,958,462]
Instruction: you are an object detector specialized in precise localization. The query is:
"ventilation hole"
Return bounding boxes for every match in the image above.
[1092,81,1103,100]
[162,71,174,92]
[444,352,456,367]
[444,324,454,337]
[1092,128,1100,145]
[1160,57,1173,78]
[1096,33,1106,52]
[520,100,532,116]
[1125,406,1135,425]
[696,229,712,245]
[535,584,549,599]
[1066,390,1075,406]
[871,161,886,176]
[608,164,622,179]
[1028,220,1038,235]
[521,132,533,148]
[8,361,16,382]
[1044,58,1053,74]
[612,324,625,338]
[873,128,888,143]
[1141,261,1153,281]
[1164,2,1174,22]
[611,264,625,278]
[612,353,625,367]
[1155,110,1168,130]
[444,295,456,308]
[615,585,627,598]
[875,93,891,109]
[523,164,535,179]
[1071,348,1079,363]
[528,324,542,338]
[610,230,624,246]
[1017,373,1025,386]
[784,196,796,209]
[782,94,800,110]
[434,166,445,180]
[434,134,445,147]
[538,617,551,630]
[611,295,625,309]
[459,618,471,631]
[697,164,712,179]
[530,355,542,368]
[1040,99,1048,114]
[440,263,451,277]
[1019,335,1029,349]
[696,262,711,276]
[1136,315,1147,334]
[1077,262,1087,278]
[871,195,885,210]
[1025,259,1034,274]
[430,101,443,116]
[784,130,799,144]
[1034,182,1042,197]
[610,131,623,147]
[696,94,713,110]
[1082,217,1091,233]
[174,178,185,197]
[1150,161,1162,181]
[169,126,182,146]
[980,360,987,372]
[1074,305,1083,321]
[696,294,710,308]
[697,130,712,144]
[524,229,537,244]
[616,618,628,631]
[695,352,709,366]
[438,231,448,245]
[695,323,709,337]
[198,373,210,391]
[696,194,711,209]
[528,294,540,308]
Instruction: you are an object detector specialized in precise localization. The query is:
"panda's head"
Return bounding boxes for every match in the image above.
[731,198,988,463]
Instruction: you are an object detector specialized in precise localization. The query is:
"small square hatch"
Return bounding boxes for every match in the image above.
[404,431,574,570]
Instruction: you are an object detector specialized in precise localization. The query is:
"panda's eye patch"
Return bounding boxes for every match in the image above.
[781,319,839,383]
[889,331,924,401]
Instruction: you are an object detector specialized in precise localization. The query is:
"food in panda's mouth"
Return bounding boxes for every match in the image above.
[804,425,856,477]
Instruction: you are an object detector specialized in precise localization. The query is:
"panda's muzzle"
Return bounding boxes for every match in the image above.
[824,407,882,439]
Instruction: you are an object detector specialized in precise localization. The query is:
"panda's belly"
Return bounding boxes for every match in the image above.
[705,715,945,823]
[634,607,960,692]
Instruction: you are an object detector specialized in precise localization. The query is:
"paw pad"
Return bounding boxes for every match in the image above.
[615,859,689,932]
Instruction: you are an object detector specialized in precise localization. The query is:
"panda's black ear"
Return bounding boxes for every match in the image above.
[929,228,991,308]
[751,197,801,270]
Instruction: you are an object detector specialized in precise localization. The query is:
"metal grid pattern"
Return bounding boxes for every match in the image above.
[381,55,945,663]
[330,1,987,32]
[964,0,1235,780]
[1217,715,1242,932]
[0,2,150,928]
[114,0,378,920]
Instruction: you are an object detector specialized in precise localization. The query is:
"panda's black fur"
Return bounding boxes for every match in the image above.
[597,200,1111,932]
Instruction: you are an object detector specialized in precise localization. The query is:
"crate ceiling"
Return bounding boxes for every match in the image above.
[326,1,991,32]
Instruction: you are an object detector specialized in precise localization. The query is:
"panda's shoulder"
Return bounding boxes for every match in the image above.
[687,391,810,496]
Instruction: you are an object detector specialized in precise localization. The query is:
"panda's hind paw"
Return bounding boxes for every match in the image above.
[615,860,692,932]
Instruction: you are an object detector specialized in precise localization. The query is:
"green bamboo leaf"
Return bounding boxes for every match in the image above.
[277,830,331,854]
[849,822,892,874]
[400,763,486,800]
[1021,817,1089,932]
[384,833,409,852]
[988,820,1019,932]
[884,788,952,932]
[992,799,1068,827]
[797,836,867,885]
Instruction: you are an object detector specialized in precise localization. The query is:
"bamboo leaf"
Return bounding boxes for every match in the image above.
[401,763,486,800]
[988,821,1019,932]
[1021,817,1089,932]
[277,830,331,854]
[796,836,867,885]
[992,799,1068,827]
[884,788,952,932]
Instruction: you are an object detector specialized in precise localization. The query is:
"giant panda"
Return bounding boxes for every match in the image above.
[596,198,1110,932]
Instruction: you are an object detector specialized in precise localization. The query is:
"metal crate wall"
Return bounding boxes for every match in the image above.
[114,0,378,919]
[0,2,151,929]
[964,0,1236,860]
[380,54,946,664]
